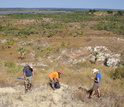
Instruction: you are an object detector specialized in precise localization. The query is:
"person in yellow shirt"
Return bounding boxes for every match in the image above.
[48,71,62,90]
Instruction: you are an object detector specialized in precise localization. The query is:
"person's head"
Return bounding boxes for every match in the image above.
[92,68,99,74]
[25,64,29,67]
[57,71,62,78]
[57,70,62,74]
[25,64,33,69]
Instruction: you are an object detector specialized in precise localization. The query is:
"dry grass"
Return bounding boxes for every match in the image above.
[0,55,124,107]
[1,61,123,94]
[0,12,124,107]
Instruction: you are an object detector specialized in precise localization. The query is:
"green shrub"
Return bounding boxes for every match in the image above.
[93,52,99,56]
[17,28,38,36]
[48,30,56,37]
[5,24,18,30]
[116,11,124,16]
[56,48,60,52]
[18,46,26,53]
[61,41,66,46]
[111,67,124,79]
[6,39,15,45]
[19,34,28,38]
[4,62,15,68]
[0,25,3,31]
[91,21,124,35]
[80,23,86,28]
[46,46,54,54]
[61,41,70,46]
[1,45,5,49]
[18,46,26,59]
[89,9,96,14]
[107,10,113,14]
[6,65,22,73]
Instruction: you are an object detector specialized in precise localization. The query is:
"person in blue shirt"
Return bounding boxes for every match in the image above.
[23,64,34,93]
[89,68,101,98]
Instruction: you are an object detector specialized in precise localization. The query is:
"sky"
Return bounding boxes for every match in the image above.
[0,0,124,10]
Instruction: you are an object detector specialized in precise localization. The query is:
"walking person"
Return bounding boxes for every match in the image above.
[23,64,34,93]
[89,68,101,98]
[48,71,62,90]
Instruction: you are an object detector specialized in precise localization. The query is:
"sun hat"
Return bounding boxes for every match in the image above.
[25,64,29,67]
[58,71,62,74]
[92,68,99,74]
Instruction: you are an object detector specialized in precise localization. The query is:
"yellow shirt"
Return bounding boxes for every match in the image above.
[48,72,58,79]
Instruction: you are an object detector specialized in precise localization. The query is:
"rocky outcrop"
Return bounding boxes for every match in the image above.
[52,46,121,67]
[16,46,121,70]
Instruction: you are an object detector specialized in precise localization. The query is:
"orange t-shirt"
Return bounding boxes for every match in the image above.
[48,72,58,79]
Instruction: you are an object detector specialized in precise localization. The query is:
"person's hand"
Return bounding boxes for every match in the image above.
[24,77,27,80]
[91,77,94,80]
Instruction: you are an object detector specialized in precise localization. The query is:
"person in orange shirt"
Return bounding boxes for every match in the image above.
[48,71,62,90]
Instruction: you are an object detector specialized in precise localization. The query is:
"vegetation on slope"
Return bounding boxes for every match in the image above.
[0,9,124,38]
[0,9,124,107]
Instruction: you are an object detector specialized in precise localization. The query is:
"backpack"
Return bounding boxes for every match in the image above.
[54,82,60,89]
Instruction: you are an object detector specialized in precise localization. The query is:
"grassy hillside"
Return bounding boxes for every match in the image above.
[0,9,124,107]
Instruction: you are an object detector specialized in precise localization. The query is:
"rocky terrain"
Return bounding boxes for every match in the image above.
[0,10,124,106]
[0,35,124,107]
[0,36,124,69]
[0,83,123,107]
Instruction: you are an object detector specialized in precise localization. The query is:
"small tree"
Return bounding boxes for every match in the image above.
[89,9,96,14]
[6,39,15,48]
[48,30,55,37]
[111,67,124,80]
[42,28,46,36]
[46,46,53,54]
[116,11,123,16]
[93,52,99,64]
[107,10,113,14]
[18,46,26,60]
[61,41,66,46]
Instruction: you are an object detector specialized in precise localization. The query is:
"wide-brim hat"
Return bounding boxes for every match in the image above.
[92,68,99,74]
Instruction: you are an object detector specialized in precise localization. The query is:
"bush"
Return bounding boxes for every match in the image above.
[18,46,26,59]
[6,39,15,45]
[107,10,113,14]
[4,62,15,68]
[0,25,3,31]
[46,46,54,54]
[89,9,96,14]
[6,65,22,73]
[116,11,124,16]
[111,67,124,79]
[17,28,38,36]
[91,21,124,35]
[61,41,70,46]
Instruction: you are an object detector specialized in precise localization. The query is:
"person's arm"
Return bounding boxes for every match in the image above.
[56,78,59,83]
[30,68,34,76]
[92,77,99,82]
[23,72,27,80]
[32,71,34,76]
[58,73,61,78]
